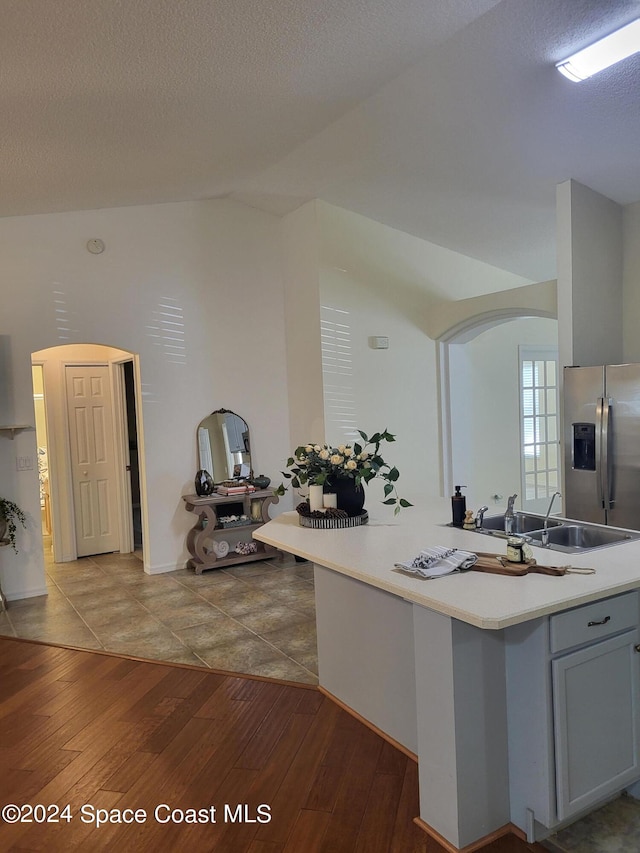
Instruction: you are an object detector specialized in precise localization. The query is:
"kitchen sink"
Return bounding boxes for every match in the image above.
[527,524,640,553]
[475,511,640,553]
[478,512,564,536]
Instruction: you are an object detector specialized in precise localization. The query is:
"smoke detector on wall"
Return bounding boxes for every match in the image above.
[86,238,105,254]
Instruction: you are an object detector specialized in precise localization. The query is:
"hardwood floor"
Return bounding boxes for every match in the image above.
[0,637,541,852]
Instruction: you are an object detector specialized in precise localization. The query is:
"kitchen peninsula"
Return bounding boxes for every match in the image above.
[255,498,640,851]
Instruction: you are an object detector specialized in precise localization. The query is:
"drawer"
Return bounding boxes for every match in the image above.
[549,591,639,654]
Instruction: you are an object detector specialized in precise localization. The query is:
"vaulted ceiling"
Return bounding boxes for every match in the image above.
[3,0,639,281]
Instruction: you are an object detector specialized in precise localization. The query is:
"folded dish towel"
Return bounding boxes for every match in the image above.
[395,546,478,579]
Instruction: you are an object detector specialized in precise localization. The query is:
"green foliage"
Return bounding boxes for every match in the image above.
[277,429,412,514]
[0,498,27,553]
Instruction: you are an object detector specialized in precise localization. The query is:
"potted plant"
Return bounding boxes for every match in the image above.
[276,429,412,515]
[0,497,27,553]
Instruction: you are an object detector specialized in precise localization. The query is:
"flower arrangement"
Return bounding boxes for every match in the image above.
[276,429,412,514]
[0,497,27,553]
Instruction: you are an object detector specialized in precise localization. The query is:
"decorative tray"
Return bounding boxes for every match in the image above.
[299,511,368,529]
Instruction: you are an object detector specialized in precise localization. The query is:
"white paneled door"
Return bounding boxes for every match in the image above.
[65,365,120,557]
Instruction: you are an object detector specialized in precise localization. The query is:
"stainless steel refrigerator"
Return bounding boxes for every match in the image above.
[564,364,640,529]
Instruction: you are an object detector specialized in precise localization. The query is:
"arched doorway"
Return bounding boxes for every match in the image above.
[31,343,146,565]
[438,309,557,512]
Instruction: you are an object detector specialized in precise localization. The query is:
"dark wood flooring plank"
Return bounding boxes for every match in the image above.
[317,723,384,853]
[281,808,330,853]
[390,759,430,853]
[234,687,308,771]
[354,770,407,853]
[250,698,342,846]
[0,637,544,853]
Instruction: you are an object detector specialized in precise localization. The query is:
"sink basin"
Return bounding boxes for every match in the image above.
[478,512,563,536]
[527,524,640,553]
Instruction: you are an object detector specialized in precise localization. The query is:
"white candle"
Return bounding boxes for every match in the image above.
[323,493,337,509]
[309,484,324,512]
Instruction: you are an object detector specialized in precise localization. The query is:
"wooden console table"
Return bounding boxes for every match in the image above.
[182,489,279,573]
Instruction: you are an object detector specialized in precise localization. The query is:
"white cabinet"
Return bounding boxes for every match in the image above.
[506,590,640,838]
[552,628,640,820]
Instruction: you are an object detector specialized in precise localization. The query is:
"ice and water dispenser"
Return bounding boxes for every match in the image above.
[572,423,596,471]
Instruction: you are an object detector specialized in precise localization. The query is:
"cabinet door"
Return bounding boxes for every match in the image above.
[552,629,640,821]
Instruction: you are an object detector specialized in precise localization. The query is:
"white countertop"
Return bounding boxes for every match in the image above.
[254,497,640,629]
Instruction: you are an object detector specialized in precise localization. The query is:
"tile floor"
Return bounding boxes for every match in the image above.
[542,794,640,852]
[0,544,318,684]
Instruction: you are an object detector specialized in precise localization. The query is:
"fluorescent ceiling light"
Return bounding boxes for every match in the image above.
[556,18,640,81]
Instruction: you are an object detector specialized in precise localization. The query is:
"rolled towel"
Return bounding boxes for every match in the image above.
[395,546,478,579]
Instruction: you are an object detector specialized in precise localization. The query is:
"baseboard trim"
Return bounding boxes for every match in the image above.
[144,562,179,575]
[413,816,529,852]
[318,685,418,763]
[4,584,49,601]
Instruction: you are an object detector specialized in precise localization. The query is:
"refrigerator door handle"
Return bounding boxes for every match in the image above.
[600,397,613,510]
[596,397,604,508]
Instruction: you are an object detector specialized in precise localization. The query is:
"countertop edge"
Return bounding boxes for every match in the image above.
[254,506,640,630]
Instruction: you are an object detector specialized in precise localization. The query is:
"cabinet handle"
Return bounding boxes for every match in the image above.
[587,615,611,627]
[635,645,640,653]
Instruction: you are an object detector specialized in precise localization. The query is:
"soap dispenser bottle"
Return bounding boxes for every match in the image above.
[451,485,467,527]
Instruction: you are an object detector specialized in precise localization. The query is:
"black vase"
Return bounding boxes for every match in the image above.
[195,469,215,496]
[327,477,365,517]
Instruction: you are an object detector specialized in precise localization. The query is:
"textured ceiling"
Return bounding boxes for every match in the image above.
[2,0,639,281]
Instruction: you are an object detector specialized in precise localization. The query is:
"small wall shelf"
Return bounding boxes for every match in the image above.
[0,425,34,439]
[182,489,279,574]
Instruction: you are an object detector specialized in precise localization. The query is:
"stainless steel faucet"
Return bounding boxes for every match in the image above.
[476,506,489,529]
[504,494,518,534]
[541,491,562,546]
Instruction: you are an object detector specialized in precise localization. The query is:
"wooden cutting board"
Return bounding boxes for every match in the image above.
[471,552,589,577]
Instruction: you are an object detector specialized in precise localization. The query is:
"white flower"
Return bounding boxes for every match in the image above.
[314,445,322,451]
[338,445,346,454]
[319,449,330,460]
[344,447,353,456]
[358,452,368,461]
[305,445,313,452]
[330,454,343,465]
[346,459,357,470]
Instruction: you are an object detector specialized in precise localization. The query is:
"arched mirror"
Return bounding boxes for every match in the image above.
[197,409,251,482]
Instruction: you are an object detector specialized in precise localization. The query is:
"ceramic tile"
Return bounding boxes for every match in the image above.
[150,601,225,631]
[0,612,16,637]
[91,613,166,644]
[542,795,640,852]
[223,562,279,580]
[78,598,151,628]
[132,585,202,609]
[261,620,318,662]
[234,601,311,634]
[104,634,192,661]
[193,635,292,673]
[173,618,255,652]
[213,589,278,618]
[6,550,317,684]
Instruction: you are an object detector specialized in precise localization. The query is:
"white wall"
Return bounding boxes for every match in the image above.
[622,201,640,362]
[281,201,325,452]
[0,199,290,598]
[449,318,558,514]
[319,266,437,507]
[556,180,623,369]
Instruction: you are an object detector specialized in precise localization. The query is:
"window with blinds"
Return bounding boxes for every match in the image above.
[519,346,560,512]
[321,305,357,441]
